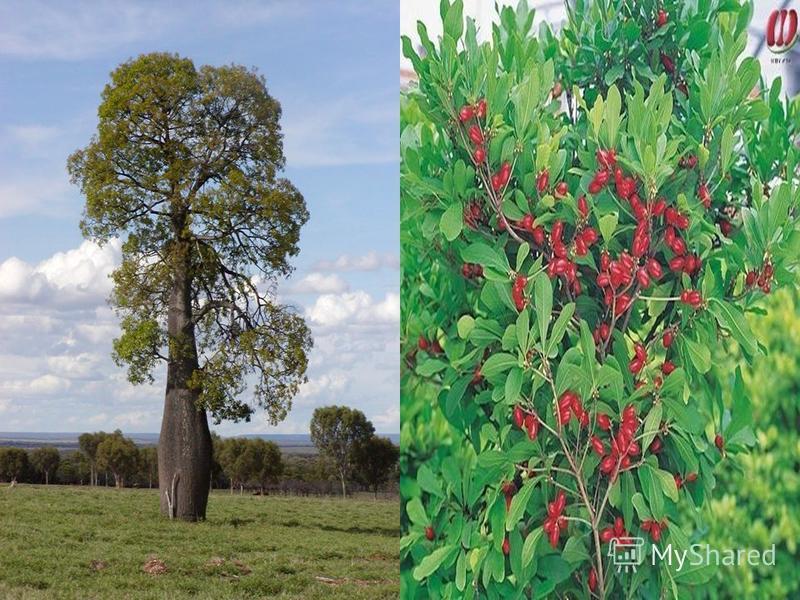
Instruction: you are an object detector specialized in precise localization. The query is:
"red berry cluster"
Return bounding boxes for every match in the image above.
[463,200,485,230]
[746,261,773,294]
[516,213,545,245]
[600,516,629,543]
[417,335,442,354]
[491,161,512,192]
[587,148,616,194]
[512,274,527,311]
[641,518,668,542]
[697,181,711,209]
[674,471,697,490]
[501,481,517,510]
[543,490,567,547]
[546,219,593,295]
[536,169,550,194]
[592,321,611,346]
[512,405,540,440]
[595,250,637,317]
[597,405,640,477]
[678,154,698,169]
[656,8,668,28]
[680,288,703,308]
[558,390,589,427]
[459,99,488,164]
[461,262,484,279]
[628,343,647,374]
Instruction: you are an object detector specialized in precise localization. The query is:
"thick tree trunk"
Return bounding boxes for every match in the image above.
[158,252,212,521]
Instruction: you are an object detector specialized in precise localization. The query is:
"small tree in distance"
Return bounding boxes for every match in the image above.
[78,432,106,486]
[96,430,139,488]
[0,448,29,483]
[309,406,375,498]
[249,439,283,494]
[353,436,399,499]
[30,447,60,485]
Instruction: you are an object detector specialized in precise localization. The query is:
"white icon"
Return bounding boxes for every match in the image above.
[608,537,644,573]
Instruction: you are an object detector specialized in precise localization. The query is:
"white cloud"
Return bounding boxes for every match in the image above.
[29,374,70,395]
[286,272,349,294]
[0,239,119,308]
[0,1,306,61]
[4,124,61,150]
[305,291,399,327]
[311,251,399,272]
[295,372,348,404]
[371,406,400,431]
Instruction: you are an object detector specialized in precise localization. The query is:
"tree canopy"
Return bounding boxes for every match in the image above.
[67,52,312,424]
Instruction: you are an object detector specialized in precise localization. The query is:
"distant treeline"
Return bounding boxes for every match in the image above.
[0,430,398,498]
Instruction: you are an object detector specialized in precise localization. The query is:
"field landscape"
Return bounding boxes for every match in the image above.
[0,486,398,599]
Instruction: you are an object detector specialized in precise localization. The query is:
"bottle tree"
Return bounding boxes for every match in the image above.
[69,53,311,520]
[401,1,800,597]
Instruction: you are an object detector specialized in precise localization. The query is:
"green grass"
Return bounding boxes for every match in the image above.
[0,485,398,599]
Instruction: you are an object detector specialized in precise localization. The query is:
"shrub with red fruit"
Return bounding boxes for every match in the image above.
[402,1,798,597]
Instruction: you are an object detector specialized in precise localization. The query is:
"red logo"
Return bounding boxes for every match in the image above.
[767,8,799,53]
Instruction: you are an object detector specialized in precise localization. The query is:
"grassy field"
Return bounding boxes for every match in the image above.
[0,485,398,599]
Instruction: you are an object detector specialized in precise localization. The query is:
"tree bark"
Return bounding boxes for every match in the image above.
[158,247,212,521]
[340,470,346,498]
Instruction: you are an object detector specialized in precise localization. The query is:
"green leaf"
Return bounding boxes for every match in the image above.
[547,303,575,353]
[506,477,538,530]
[521,527,543,571]
[561,536,590,563]
[604,64,624,86]
[726,366,752,440]
[457,315,475,339]
[516,309,530,352]
[413,544,457,580]
[687,21,711,50]
[683,336,711,374]
[443,0,463,41]
[720,125,733,175]
[440,201,463,241]
[416,359,448,377]
[406,496,427,525]
[418,464,444,497]
[708,298,758,357]
[482,353,517,377]
[599,212,618,242]
[534,273,553,348]
[640,403,662,453]
[462,242,510,273]
[505,367,523,403]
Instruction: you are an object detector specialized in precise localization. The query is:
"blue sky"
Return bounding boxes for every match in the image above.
[0,0,399,435]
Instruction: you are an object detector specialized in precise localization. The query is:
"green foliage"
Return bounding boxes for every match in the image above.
[96,430,140,488]
[29,447,60,484]
[0,448,29,482]
[353,436,400,497]
[0,486,398,599]
[400,1,800,597]
[698,287,800,598]
[67,52,311,424]
[310,406,376,497]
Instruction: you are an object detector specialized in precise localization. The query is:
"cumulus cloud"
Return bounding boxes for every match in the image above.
[285,272,349,294]
[305,291,399,327]
[311,251,399,272]
[0,239,119,308]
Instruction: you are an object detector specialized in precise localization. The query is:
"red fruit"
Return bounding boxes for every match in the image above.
[649,437,663,454]
[662,360,676,375]
[472,146,486,163]
[578,195,589,218]
[575,236,588,257]
[669,256,685,272]
[679,154,698,169]
[491,173,503,192]
[425,525,435,541]
[520,213,534,230]
[418,336,429,351]
[657,8,668,27]
[746,270,757,286]
[597,413,611,430]
[685,472,698,483]
[698,183,711,209]
[554,490,566,514]
[591,436,605,456]
[615,293,632,317]
[600,527,614,543]
[468,125,483,145]
[458,105,474,122]
[600,456,616,475]
[588,567,597,592]
[552,81,563,100]
[674,473,683,489]
[719,219,732,237]
[555,181,569,198]
[595,168,611,185]
[660,52,675,74]
[513,406,525,429]
[646,258,663,280]
[636,268,651,288]
[652,198,666,217]
[431,339,442,354]
[552,220,564,242]
[537,170,549,193]
[581,227,598,246]
[635,343,647,362]
[670,235,687,256]
[680,289,702,308]
[715,434,724,451]
[548,524,560,548]
[662,330,674,348]
[514,274,527,289]
[502,537,510,555]
[531,226,545,246]
[525,414,539,440]
[476,98,487,119]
